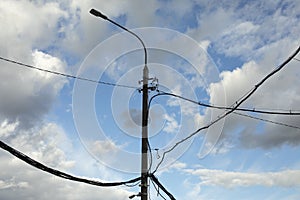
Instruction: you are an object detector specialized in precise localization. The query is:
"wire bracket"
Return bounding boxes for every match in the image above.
[138,77,159,92]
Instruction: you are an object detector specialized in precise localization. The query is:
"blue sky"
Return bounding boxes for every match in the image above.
[0,0,300,199]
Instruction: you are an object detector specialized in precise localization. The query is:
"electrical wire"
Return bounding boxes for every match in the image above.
[150,90,300,129]
[124,180,141,187]
[0,56,138,89]
[150,177,167,200]
[149,174,176,200]
[0,140,141,187]
[146,94,162,173]
[152,91,300,115]
[233,112,300,130]
[151,45,300,174]
[147,139,153,173]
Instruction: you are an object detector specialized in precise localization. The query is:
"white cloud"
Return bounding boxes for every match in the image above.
[0,1,69,128]
[163,113,180,133]
[206,44,300,149]
[208,140,234,155]
[183,180,203,200]
[0,120,19,137]
[91,139,119,156]
[0,50,67,128]
[186,168,300,188]
[4,122,74,169]
[0,179,29,190]
[169,160,187,170]
[0,121,132,200]
[187,7,235,41]
[215,21,260,57]
[1,0,300,199]
[0,157,131,200]
[209,60,263,107]
[0,0,66,57]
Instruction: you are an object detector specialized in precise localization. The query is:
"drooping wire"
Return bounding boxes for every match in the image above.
[150,177,167,200]
[152,91,300,115]
[0,56,138,89]
[152,90,300,129]
[147,139,153,173]
[150,90,300,130]
[124,180,141,187]
[146,92,161,173]
[149,92,300,173]
[149,173,176,200]
[151,45,300,174]
[233,112,300,130]
[0,140,141,187]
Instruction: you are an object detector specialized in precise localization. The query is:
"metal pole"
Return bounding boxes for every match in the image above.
[141,65,149,200]
[90,9,149,199]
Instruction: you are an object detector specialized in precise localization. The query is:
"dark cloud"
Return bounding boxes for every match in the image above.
[0,51,67,129]
[239,116,300,149]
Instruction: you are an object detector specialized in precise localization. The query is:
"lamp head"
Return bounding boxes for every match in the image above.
[128,195,135,199]
[90,9,108,20]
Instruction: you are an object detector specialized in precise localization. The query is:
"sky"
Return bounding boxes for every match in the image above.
[0,0,300,199]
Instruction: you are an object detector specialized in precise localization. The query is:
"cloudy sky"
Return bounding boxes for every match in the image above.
[1,0,300,199]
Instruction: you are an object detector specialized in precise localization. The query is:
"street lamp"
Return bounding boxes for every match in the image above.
[90,8,149,200]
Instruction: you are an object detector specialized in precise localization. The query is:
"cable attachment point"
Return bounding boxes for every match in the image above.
[138,77,159,92]
[154,148,160,159]
[149,77,159,91]
[129,193,141,199]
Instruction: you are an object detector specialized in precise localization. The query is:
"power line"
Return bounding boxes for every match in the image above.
[293,57,300,62]
[151,45,300,174]
[147,139,154,173]
[149,173,176,200]
[125,180,141,187]
[233,112,300,130]
[0,140,141,187]
[0,56,138,89]
[152,91,300,115]
[150,177,167,200]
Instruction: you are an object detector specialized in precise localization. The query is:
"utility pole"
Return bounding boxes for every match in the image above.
[141,64,149,200]
[90,9,149,199]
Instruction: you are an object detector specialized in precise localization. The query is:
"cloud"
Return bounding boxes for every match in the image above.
[186,168,300,188]
[168,160,187,170]
[206,45,300,149]
[58,0,160,58]
[0,13,76,194]
[0,121,132,200]
[1,122,74,169]
[0,50,67,128]
[0,120,19,137]
[163,113,180,133]
[0,157,130,200]
[0,0,67,57]
[183,179,203,200]
[0,179,29,190]
[0,1,70,129]
[239,115,300,149]
[91,139,119,156]
[187,1,300,60]
[1,0,300,199]
[214,21,261,57]
[120,108,142,129]
[186,2,300,145]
